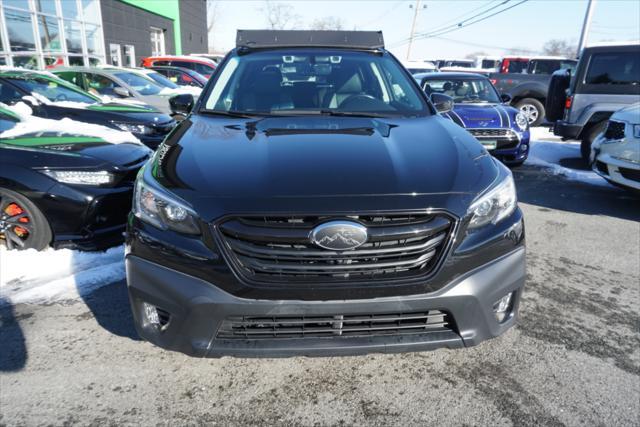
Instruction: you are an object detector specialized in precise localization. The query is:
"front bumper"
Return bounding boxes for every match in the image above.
[126,246,526,358]
[553,120,582,140]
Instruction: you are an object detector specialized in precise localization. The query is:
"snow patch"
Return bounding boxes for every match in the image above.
[0,102,141,145]
[0,246,125,305]
[526,126,610,187]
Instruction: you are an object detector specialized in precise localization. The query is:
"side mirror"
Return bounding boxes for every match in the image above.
[430,93,454,114]
[500,93,512,103]
[169,93,194,116]
[113,86,130,97]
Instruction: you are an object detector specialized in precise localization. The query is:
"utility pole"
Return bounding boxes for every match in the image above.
[406,0,426,61]
[577,0,597,58]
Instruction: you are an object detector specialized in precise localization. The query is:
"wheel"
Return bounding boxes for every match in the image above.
[0,188,52,250]
[580,121,606,162]
[515,98,545,127]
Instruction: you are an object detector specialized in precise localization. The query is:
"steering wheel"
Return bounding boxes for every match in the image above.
[54,93,68,101]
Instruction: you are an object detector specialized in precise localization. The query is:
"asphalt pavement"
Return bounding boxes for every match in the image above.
[1,157,639,426]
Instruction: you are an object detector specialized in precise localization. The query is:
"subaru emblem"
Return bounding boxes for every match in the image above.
[310,221,368,251]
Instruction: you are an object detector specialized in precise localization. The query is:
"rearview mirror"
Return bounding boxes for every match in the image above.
[169,94,194,116]
[430,93,453,114]
[500,93,512,103]
[113,86,130,97]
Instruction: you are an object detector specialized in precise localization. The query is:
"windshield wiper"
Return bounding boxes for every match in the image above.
[202,110,264,118]
[269,109,389,118]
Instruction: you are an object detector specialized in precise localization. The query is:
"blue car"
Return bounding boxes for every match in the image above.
[417,72,530,166]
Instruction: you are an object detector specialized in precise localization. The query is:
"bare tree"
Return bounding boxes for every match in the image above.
[309,16,344,31]
[262,1,301,30]
[542,39,577,57]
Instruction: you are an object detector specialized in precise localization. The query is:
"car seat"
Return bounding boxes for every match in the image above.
[239,68,292,112]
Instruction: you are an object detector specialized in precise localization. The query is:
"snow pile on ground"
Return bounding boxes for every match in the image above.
[526,127,610,187]
[0,245,125,305]
[0,102,141,145]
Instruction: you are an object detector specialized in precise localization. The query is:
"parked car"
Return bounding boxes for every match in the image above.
[126,30,525,358]
[149,66,208,88]
[141,55,217,79]
[590,103,640,190]
[0,103,151,250]
[418,72,530,166]
[402,60,437,75]
[489,56,577,126]
[190,53,225,64]
[52,66,184,115]
[498,57,530,74]
[0,69,175,149]
[547,42,640,160]
[131,68,202,100]
[476,56,501,72]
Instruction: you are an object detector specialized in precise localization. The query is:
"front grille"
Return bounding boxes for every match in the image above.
[619,167,640,182]
[216,310,453,339]
[467,128,519,149]
[604,120,626,140]
[216,213,453,284]
[596,160,609,175]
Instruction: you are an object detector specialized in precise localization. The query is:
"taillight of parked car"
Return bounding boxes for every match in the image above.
[565,95,573,110]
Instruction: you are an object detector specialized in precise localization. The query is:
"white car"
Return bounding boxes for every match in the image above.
[591,103,640,190]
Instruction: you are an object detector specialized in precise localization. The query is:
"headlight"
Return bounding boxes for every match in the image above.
[634,124,640,138]
[112,122,153,135]
[133,178,200,234]
[42,170,114,185]
[467,173,517,229]
[514,113,528,131]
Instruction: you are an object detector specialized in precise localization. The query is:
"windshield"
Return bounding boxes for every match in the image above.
[422,78,501,103]
[144,71,179,89]
[8,76,98,104]
[203,49,429,117]
[114,72,163,95]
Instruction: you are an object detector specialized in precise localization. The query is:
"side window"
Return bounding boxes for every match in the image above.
[585,52,640,85]
[85,73,118,96]
[55,71,83,88]
[177,71,196,86]
[170,60,192,70]
[153,60,170,66]
[0,80,23,104]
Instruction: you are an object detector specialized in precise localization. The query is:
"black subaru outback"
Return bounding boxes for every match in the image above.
[126,31,526,357]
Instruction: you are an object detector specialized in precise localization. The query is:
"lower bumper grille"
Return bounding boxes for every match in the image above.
[619,166,640,182]
[596,160,609,175]
[468,128,520,150]
[217,310,453,339]
[216,213,453,284]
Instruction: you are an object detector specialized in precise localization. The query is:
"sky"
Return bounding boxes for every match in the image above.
[207,0,640,59]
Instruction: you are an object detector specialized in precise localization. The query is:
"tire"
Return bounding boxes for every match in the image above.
[515,98,545,127]
[580,121,606,162]
[0,188,52,251]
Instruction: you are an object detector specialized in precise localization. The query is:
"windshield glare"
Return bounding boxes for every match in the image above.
[144,71,179,89]
[114,72,163,95]
[423,78,500,103]
[0,113,18,132]
[204,50,429,116]
[10,76,97,104]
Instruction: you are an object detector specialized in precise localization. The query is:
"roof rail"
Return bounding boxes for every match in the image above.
[236,30,384,50]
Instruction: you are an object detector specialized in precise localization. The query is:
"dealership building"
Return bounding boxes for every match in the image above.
[0,0,208,69]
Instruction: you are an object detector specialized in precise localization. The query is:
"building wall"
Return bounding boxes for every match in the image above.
[100,0,175,66]
[179,0,208,55]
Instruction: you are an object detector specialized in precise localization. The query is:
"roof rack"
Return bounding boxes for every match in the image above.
[236,30,384,50]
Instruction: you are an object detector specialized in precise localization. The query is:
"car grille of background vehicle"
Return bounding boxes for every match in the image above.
[467,128,521,150]
[215,213,453,284]
[604,120,626,140]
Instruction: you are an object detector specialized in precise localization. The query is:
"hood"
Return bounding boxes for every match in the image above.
[43,103,173,126]
[1,132,151,168]
[446,103,513,129]
[611,102,640,124]
[149,115,499,219]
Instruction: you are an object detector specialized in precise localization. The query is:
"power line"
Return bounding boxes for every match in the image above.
[388,0,511,48]
[415,0,529,40]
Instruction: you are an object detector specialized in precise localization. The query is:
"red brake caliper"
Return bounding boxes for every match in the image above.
[4,203,29,237]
